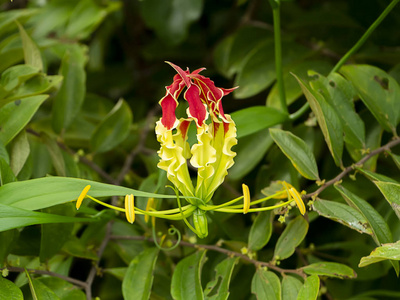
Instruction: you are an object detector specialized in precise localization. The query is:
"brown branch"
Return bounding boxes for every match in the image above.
[304,137,400,200]
[1,266,87,289]
[110,235,306,278]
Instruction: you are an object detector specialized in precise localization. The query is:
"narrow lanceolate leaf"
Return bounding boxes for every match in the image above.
[171,250,207,300]
[0,203,95,232]
[0,156,17,186]
[340,65,400,135]
[231,106,287,138]
[302,262,356,279]
[335,185,398,275]
[389,152,400,170]
[274,216,308,261]
[0,176,181,211]
[10,130,30,176]
[29,277,60,300]
[293,74,343,167]
[0,95,48,145]
[309,71,365,150]
[355,167,399,184]
[335,185,392,246]
[312,198,372,235]
[296,275,319,300]
[122,248,159,300]
[251,268,281,300]
[248,210,274,251]
[16,21,43,71]
[41,133,66,177]
[281,276,302,300]
[374,181,400,220]
[52,45,87,133]
[91,99,133,153]
[270,128,319,180]
[0,276,23,300]
[359,240,400,268]
[204,257,238,300]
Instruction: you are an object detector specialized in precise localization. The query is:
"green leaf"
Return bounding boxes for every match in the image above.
[389,152,400,170]
[335,185,392,246]
[65,0,120,40]
[62,237,98,261]
[282,275,302,300]
[234,39,275,99]
[269,128,319,180]
[171,250,207,300]
[140,0,203,46]
[122,248,159,300]
[274,216,308,261]
[204,257,238,300]
[296,275,319,300]
[302,262,356,279]
[36,277,86,300]
[340,65,400,134]
[267,60,332,109]
[10,130,30,176]
[0,95,47,145]
[0,64,40,92]
[309,71,365,150]
[231,106,287,138]
[0,276,23,300]
[374,181,400,220]
[0,229,19,267]
[16,21,43,71]
[248,210,274,252]
[0,176,181,211]
[355,167,398,184]
[359,240,400,268]
[0,141,9,164]
[312,198,372,235]
[41,133,66,177]
[0,156,16,186]
[26,277,61,300]
[40,204,75,262]
[91,98,133,153]
[229,129,273,180]
[251,268,281,300]
[52,45,87,133]
[335,185,398,274]
[0,203,94,232]
[293,73,343,167]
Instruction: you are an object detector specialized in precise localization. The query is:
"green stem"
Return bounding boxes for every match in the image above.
[271,1,287,114]
[289,102,310,120]
[330,0,400,74]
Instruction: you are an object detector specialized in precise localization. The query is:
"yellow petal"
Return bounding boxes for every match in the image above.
[242,183,250,214]
[288,187,306,215]
[76,185,91,210]
[125,194,135,224]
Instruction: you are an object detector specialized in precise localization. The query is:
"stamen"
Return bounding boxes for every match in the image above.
[288,187,306,215]
[125,194,135,224]
[242,184,250,214]
[76,185,91,210]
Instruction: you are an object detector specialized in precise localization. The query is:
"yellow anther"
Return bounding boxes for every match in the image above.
[124,194,135,224]
[242,183,250,214]
[145,198,155,223]
[288,187,306,215]
[76,185,91,210]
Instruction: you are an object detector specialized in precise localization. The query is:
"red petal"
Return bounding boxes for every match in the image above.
[160,93,178,129]
[165,61,191,87]
[179,119,191,139]
[192,67,206,74]
[184,84,207,127]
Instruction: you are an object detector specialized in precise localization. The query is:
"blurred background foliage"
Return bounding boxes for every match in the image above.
[0,0,400,299]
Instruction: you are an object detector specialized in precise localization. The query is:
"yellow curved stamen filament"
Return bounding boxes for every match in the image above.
[288,187,306,215]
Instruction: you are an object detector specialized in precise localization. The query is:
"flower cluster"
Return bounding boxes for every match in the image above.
[156,62,238,204]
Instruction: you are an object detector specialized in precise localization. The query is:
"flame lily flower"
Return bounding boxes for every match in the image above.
[74,63,307,239]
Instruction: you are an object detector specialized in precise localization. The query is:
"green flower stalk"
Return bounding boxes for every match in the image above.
[75,63,306,239]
